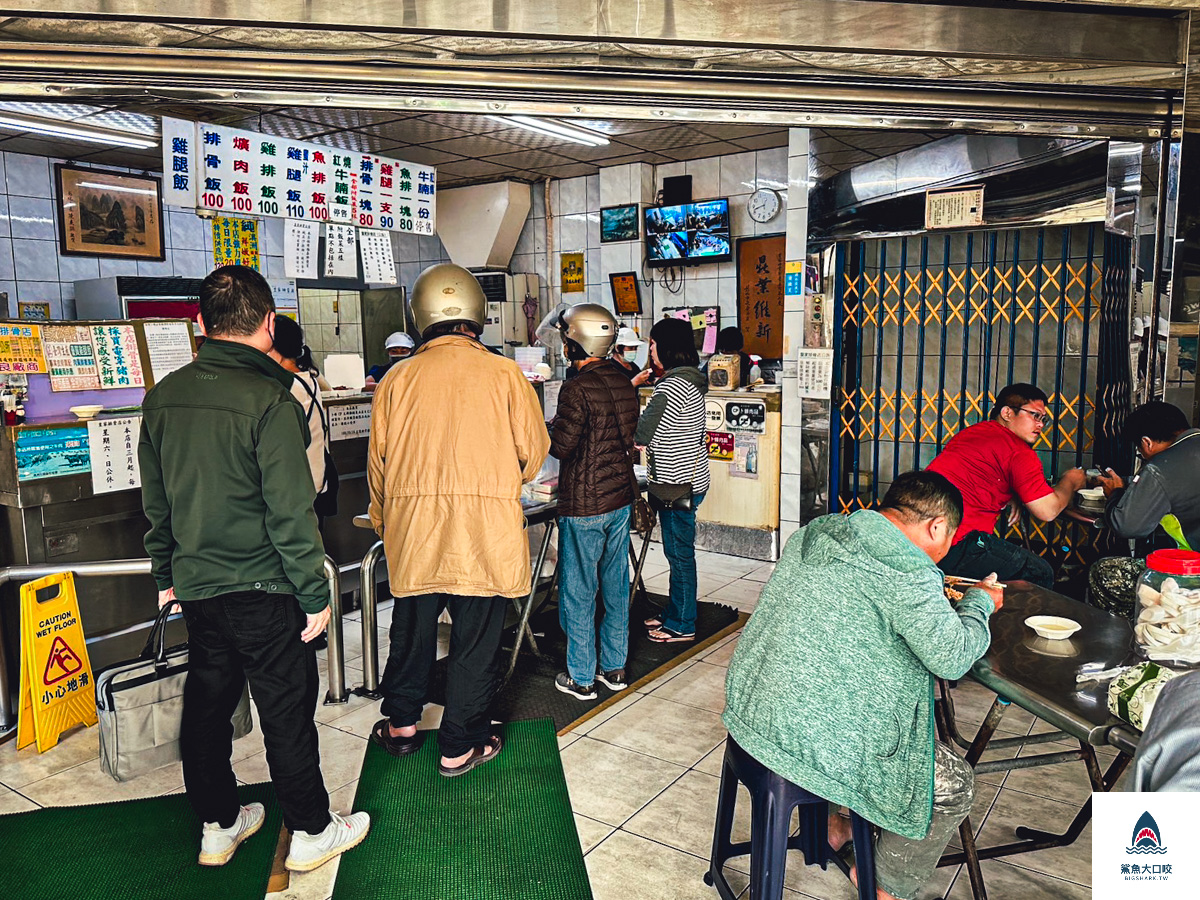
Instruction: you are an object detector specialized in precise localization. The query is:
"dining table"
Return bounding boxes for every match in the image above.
[935,581,1144,900]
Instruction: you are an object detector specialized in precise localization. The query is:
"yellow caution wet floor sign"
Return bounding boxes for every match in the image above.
[17,572,97,752]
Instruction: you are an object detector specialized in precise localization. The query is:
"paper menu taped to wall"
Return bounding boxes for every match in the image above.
[324,223,358,279]
[358,228,397,285]
[42,324,101,391]
[142,321,194,386]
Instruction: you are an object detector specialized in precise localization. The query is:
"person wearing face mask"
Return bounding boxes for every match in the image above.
[364,331,415,391]
[926,383,1087,587]
[609,327,644,381]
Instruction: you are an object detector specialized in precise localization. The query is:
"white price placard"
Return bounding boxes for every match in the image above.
[324,224,358,279]
[161,117,198,208]
[87,416,142,494]
[797,348,835,399]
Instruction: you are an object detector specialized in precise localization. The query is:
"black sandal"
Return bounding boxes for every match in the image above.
[371,718,424,757]
[438,735,503,778]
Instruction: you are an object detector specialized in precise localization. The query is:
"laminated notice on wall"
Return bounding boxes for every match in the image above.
[359,228,397,284]
[142,321,194,386]
[328,402,371,441]
[88,416,142,494]
[324,223,358,279]
[797,348,835,399]
[42,324,101,391]
[285,219,319,279]
[925,186,984,230]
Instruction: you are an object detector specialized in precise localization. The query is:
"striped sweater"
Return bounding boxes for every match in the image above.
[635,366,711,494]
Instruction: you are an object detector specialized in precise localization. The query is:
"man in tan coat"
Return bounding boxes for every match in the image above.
[368,263,549,776]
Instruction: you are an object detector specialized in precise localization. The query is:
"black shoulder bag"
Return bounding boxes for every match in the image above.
[296,373,340,517]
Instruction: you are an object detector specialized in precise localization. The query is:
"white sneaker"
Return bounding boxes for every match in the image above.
[285,810,371,873]
[198,802,266,866]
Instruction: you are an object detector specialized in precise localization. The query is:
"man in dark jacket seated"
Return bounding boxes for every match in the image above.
[547,304,640,700]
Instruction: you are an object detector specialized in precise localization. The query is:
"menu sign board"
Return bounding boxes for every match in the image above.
[212,217,260,270]
[91,324,145,389]
[42,324,101,391]
[163,116,436,235]
[0,322,47,374]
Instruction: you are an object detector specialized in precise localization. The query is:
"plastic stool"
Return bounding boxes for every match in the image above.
[705,737,878,900]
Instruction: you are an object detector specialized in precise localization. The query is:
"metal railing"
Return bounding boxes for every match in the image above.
[354,541,386,700]
[0,555,349,737]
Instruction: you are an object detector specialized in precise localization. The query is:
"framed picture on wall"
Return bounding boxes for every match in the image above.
[55,164,166,260]
[609,271,643,315]
[600,204,640,243]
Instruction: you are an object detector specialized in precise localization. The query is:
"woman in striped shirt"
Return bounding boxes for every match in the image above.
[635,317,711,642]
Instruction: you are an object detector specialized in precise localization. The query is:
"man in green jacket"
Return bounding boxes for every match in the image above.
[724,471,1002,900]
[139,265,368,873]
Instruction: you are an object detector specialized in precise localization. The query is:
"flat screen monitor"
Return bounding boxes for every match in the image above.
[644,198,732,268]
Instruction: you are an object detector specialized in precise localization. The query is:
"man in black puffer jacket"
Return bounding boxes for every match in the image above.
[548,304,640,700]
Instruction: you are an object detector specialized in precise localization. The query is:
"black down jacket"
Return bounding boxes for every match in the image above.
[549,359,640,517]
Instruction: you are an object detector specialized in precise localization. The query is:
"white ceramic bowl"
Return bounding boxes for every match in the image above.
[69,404,104,419]
[1024,615,1082,640]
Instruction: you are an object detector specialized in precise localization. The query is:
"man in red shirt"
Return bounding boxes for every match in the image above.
[927,383,1086,587]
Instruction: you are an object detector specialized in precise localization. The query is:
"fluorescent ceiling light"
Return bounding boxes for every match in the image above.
[0,112,156,149]
[486,115,609,147]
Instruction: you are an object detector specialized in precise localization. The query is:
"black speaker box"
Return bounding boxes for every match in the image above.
[661,174,692,206]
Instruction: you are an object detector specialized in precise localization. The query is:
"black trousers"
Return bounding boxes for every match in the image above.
[379,593,507,759]
[939,531,1055,588]
[180,591,330,834]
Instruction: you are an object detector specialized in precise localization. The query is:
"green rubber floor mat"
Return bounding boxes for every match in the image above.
[0,781,281,900]
[333,718,592,900]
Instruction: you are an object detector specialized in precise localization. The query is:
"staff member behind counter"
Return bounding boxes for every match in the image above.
[364,332,415,391]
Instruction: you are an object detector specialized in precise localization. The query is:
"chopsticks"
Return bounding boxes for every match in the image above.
[944,575,1008,589]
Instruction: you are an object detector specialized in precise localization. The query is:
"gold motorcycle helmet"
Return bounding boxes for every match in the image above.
[558,303,618,358]
[408,263,487,338]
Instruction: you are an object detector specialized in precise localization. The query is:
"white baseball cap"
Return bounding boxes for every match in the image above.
[385,332,415,350]
[616,327,644,347]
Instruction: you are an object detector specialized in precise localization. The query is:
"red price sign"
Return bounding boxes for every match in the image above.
[706,430,734,461]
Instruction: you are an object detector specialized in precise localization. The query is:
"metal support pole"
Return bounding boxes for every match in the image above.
[322,555,347,705]
[353,541,386,700]
[507,521,556,678]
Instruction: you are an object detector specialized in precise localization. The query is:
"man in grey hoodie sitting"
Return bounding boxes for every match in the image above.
[725,471,1003,900]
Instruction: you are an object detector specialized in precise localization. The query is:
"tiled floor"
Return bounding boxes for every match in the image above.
[0,544,1097,900]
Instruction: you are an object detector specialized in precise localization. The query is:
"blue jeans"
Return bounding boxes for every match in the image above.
[558,505,632,685]
[658,492,706,635]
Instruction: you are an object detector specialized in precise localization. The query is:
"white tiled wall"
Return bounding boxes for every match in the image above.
[0,149,450,324]
[513,148,795,367]
[297,289,362,370]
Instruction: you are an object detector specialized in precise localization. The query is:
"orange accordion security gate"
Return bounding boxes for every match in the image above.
[829,224,1132,582]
